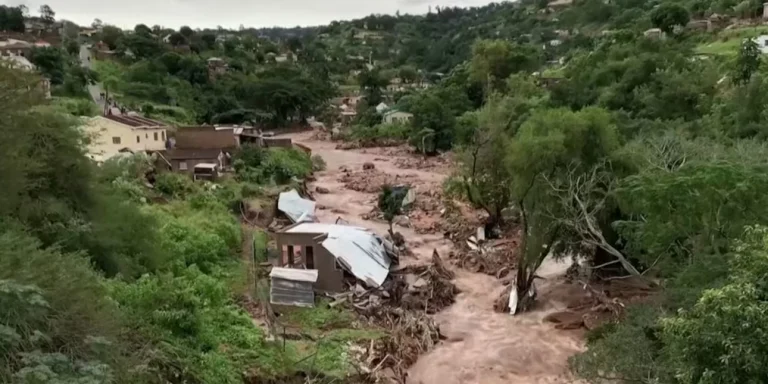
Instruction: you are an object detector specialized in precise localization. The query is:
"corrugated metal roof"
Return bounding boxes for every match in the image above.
[284,223,391,287]
[270,277,315,308]
[270,267,318,283]
[278,190,316,223]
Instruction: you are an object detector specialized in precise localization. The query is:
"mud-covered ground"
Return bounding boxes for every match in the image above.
[287,131,586,384]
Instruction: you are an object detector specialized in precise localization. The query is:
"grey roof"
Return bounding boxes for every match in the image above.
[285,223,392,287]
[270,267,316,308]
[278,190,316,223]
[270,267,318,283]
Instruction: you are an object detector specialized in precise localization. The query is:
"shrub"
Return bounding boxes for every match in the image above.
[154,172,198,198]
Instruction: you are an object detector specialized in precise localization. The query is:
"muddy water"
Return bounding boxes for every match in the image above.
[288,132,585,384]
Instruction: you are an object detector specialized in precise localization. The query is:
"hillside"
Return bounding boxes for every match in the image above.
[5,1,768,384]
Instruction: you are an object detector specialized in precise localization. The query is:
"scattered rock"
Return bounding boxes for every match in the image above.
[394,215,411,228]
[331,208,348,214]
[363,162,375,170]
[317,204,328,210]
[316,186,330,194]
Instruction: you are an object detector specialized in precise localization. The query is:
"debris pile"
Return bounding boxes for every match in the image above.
[389,250,458,314]
[327,251,457,383]
[335,250,458,315]
[393,152,452,171]
[356,307,441,383]
[454,233,517,278]
[338,167,418,193]
[541,277,657,330]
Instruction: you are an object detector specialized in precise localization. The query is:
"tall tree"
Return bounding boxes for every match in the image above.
[38,4,55,27]
[649,3,690,34]
[732,38,761,86]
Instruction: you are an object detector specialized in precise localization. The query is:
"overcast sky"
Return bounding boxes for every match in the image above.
[5,0,496,30]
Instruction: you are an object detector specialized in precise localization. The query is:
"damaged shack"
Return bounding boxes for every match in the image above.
[275,222,394,293]
[269,267,318,308]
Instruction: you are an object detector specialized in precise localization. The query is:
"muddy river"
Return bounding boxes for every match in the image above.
[288,132,586,384]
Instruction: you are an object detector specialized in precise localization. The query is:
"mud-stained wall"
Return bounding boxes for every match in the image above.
[274,232,344,293]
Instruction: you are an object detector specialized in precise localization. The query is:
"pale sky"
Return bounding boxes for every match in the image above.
[4,0,496,30]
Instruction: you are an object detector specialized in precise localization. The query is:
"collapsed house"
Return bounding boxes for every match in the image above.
[274,222,395,293]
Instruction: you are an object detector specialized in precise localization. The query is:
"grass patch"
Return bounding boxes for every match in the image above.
[276,300,384,377]
[695,26,768,57]
[279,300,356,331]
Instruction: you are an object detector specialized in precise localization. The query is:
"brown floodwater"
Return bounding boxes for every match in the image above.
[287,132,586,384]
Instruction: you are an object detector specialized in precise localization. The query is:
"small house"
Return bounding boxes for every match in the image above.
[270,267,318,308]
[274,222,393,293]
[0,38,33,57]
[192,162,220,181]
[383,110,413,124]
[163,127,239,174]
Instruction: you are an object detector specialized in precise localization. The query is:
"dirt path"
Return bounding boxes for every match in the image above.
[287,132,585,384]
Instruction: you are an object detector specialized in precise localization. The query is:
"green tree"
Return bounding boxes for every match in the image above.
[732,38,761,86]
[179,25,194,38]
[99,25,123,50]
[378,185,405,237]
[649,3,690,34]
[38,4,55,27]
[470,39,540,91]
[508,107,620,312]
[133,23,153,36]
[662,226,768,384]
[168,32,187,47]
[358,68,389,106]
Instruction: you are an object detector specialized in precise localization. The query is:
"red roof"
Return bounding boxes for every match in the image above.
[104,115,167,128]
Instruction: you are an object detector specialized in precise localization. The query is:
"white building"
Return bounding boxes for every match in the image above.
[375,102,389,114]
[383,110,413,124]
[755,35,768,54]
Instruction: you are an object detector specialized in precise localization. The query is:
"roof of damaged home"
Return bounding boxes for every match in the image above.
[278,189,316,223]
[270,267,319,283]
[174,129,238,150]
[283,222,393,287]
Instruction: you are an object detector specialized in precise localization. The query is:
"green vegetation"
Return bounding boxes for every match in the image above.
[0,61,370,383]
[8,0,768,381]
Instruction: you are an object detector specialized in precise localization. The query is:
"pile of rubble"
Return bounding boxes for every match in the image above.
[328,251,457,383]
[393,152,452,172]
[451,228,518,278]
[335,138,404,150]
[541,277,657,330]
[332,251,458,314]
[353,307,441,383]
[338,166,418,193]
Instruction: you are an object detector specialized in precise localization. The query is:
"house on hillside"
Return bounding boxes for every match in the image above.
[274,222,393,292]
[0,38,33,57]
[161,127,239,174]
[207,57,228,80]
[81,115,169,162]
[91,41,116,60]
[0,55,51,99]
[383,110,413,124]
